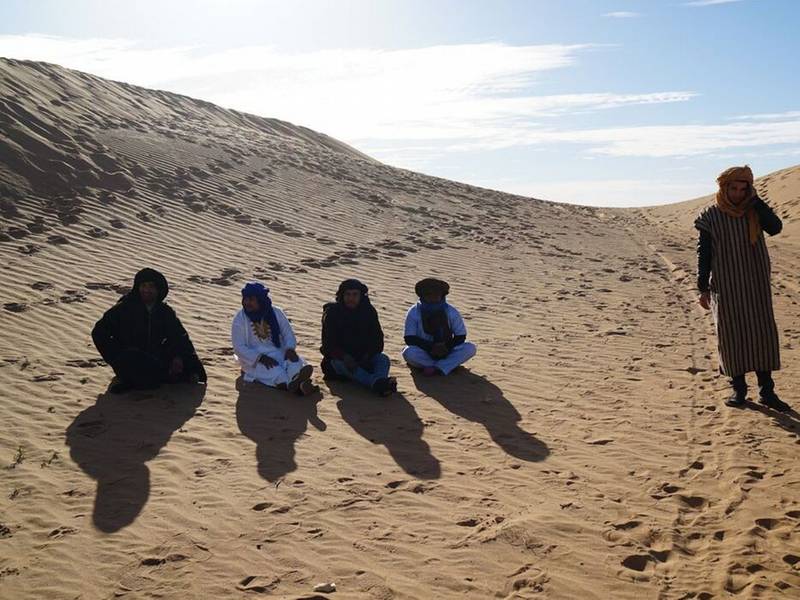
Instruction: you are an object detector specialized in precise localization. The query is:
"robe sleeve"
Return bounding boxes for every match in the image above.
[92,305,123,365]
[403,305,433,352]
[321,306,345,359]
[368,306,385,356]
[694,207,711,234]
[697,229,713,293]
[275,308,297,350]
[754,197,783,236]
[448,306,468,337]
[162,305,196,357]
[231,312,261,369]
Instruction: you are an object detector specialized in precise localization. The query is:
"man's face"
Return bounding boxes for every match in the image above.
[727,181,749,205]
[139,281,158,304]
[243,295,260,312]
[343,289,361,309]
[423,291,443,304]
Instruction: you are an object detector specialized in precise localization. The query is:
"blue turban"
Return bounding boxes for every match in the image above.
[241,282,281,347]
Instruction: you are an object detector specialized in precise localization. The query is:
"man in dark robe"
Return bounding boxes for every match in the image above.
[92,268,206,393]
[320,279,396,396]
[695,165,789,411]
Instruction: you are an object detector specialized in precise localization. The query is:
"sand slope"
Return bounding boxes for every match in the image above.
[0,58,798,599]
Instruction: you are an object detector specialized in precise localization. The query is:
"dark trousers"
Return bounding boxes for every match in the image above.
[729,371,774,396]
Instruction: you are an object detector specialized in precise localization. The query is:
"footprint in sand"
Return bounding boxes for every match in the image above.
[3,303,28,313]
[87,227,109,238]
[47,234,69,245]
[18,244,42,254]
[60,290,88,303]
[48,526,77,538]
[7,227,30,239]
[109,218,126,229]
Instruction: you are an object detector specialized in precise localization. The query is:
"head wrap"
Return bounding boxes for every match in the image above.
[335,279,371,307]
[241,282,281,347]
[414,278,449,299]
[716,165,760,245]
[126,268,169,303]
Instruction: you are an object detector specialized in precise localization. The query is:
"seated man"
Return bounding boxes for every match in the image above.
[320,279,396,397]
[402,278,476,376]
[92,268,207,394]
[232,282,317,395]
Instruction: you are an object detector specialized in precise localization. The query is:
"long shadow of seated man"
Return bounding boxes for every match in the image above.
[236,376,325,483]
[65,382,205,533]
[328,380,441,480]
[411,368,549,462]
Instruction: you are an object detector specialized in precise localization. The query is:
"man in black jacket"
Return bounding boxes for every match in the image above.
[92,268,207,393]
[320,279,396,396]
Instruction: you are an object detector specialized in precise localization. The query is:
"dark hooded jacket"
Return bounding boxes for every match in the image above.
[320,280,384,360]
[92,268,206,380]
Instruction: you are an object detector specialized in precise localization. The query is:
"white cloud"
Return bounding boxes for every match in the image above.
[684,0,746,6]
[730,110,800,121]
[603,11,641,18]
[0,34,694,144]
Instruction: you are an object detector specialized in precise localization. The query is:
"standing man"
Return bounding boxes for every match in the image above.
[695,165,789,411]
[232,282,318,395]
[92,268,207,393]
[320,278,396,396]
[402,278,476,376]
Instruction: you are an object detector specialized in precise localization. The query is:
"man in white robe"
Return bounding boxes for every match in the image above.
[402,278,476,376]
[232,282,317,395]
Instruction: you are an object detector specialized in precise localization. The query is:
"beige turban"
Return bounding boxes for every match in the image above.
[716,165,760,245]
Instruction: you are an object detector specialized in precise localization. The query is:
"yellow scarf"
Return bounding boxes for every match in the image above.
[715,165,760,245]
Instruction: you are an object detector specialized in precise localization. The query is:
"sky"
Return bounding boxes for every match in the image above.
[1,0,798,206]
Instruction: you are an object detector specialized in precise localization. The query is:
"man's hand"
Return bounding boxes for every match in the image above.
[259,355,278,368]
[431,342,448,358]
[284,348,299,362]
[698,291,711,310]
[343,354,358,372]
[169,356,184,376]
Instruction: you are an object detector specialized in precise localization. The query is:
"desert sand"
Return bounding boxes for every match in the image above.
[0,58,798,599]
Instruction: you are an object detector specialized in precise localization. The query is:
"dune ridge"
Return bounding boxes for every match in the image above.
[1,58,798,599]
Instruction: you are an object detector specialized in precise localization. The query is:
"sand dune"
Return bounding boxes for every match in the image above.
[1,58,798,599]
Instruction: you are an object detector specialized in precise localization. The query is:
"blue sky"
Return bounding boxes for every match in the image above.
[1,0,798,206]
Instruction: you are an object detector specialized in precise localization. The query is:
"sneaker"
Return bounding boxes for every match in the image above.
[287,365,314,393]
[759,392,790,413]
[725,390,746,407]
[372,377,395,397]
[297,379,320,396]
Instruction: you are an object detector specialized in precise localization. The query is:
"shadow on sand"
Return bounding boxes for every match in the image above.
[411,368,549,462]
[236,376,325,483]
[743,399,800,438]
[328,380,441,480]
[65,382,206,533]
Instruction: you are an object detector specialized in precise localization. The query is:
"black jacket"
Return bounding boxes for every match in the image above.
[92,268,206,380]
[320,301,384,360]
[696,197,782,292]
